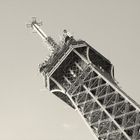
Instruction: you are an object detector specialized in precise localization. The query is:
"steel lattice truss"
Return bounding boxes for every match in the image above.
[29,19,140,140]
[40,41,140,140]
[60,62,140,140]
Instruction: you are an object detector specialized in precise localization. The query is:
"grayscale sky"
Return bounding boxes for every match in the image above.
[0,0,140,140]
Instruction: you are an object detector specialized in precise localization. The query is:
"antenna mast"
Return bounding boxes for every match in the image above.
[27,17,59,54]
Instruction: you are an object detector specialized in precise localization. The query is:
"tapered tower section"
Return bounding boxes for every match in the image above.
[28,19,140,140]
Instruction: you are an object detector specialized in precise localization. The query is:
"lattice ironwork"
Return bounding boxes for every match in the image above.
[28,19,140,140]
[64,65,140,140]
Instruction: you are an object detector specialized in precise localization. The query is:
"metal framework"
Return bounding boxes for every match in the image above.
[28,18,140,140]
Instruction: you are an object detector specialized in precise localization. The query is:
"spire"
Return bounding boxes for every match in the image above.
[27,17,59,54]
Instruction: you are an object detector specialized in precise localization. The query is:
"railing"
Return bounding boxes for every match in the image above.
[39,39,85,74]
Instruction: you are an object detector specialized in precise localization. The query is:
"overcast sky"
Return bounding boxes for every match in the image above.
[0,0,140,140]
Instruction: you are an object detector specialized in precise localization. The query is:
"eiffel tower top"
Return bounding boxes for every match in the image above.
[27,18,77,74]
[27,18,140,140]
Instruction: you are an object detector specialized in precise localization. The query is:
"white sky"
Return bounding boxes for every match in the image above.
[0,0,140,140]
